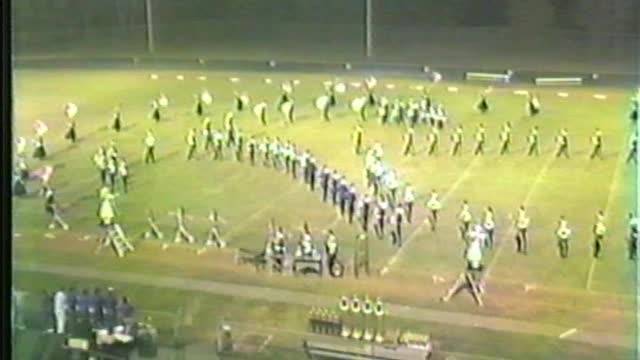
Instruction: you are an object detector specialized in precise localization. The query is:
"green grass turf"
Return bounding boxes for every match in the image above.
[12,68,638,357]
[13,271,635,360]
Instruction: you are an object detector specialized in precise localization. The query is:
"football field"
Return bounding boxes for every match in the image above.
[12,67,638,359]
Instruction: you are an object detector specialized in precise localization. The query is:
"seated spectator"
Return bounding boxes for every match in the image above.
[101,287,118,332]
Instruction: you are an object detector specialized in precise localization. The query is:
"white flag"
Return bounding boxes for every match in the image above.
[64,103,78,119]
[350,97,367,112]
[201,90,213,105]
[315,95,330,110]
[34,120,48,136]
[158,94,169,107]
[280,101,294,115]
[253,102,267,117]
[334,83,347,94]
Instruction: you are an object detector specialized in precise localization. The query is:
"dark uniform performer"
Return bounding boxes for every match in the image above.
[526,93,541,117]
[225,112,236,147]
[347,184,357,224]
[515,206,529,254]
[281,100,295,123]
[427,128,439,155]
[143,130,156,164]
[235,132,244,162]
[253,102,268,126]
[338,178,349,216]
[473,124,486,156]
[426,190,441,231]
[202,117,214,152]
[629,93,638,124]
[149,99,161,122]
[352,126,363,155]
[44,186,69,230]
[556,216,572,258]
[592,211,606,258]
[628,213,638,260]
[402,127,415,156]
[378,99,390,125]
[360,194,372,232]
[64,120,77,143]
[63,103,78,143]
[374,198,388,239]
[499,122,511,155]
[527,126,540,156]
[235,92,249,112]
[186,128,197,160]
[248,137,257,165]
[315,95,331,121]
[626,133,637,164]
[589,128,604,159]
[451,125,463,156]
[33,136,47,160]
[325,230,339,277]
[476,93,490,114]
[112,106,122,132]
[277,82,293,110]
[321,167,331,202]
[331,171,340,205]
[555,128,570,158]
[194,95,204,117]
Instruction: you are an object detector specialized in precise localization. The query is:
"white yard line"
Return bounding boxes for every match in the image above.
[380,157,481,276]
[482,153,556,283]
[586,151,627,291]
[224,186,300,238]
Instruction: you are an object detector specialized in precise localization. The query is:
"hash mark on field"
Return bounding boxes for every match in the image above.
[381,157,481,276]
[257,334,273,353]
[558,328,578,339]
[482,153,556,284]
[586,150,626,291]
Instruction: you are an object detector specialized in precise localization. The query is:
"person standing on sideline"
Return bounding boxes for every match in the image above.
[628,213,639,260]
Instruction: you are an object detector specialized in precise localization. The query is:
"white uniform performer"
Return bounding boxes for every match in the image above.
[53,289,67,334]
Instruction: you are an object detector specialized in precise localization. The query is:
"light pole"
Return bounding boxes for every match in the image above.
[144,0,155,53]
[365,0,372,58]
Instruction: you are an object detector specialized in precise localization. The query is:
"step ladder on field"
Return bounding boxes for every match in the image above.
[106,224,135,258]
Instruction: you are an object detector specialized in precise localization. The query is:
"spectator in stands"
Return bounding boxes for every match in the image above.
[102,287,118,331]
[75,289,90,333]
[53,288,67,334]
[65,287,77,333]
[87,288,99,327]
[41,290,54,332]
[117,296,135,332]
